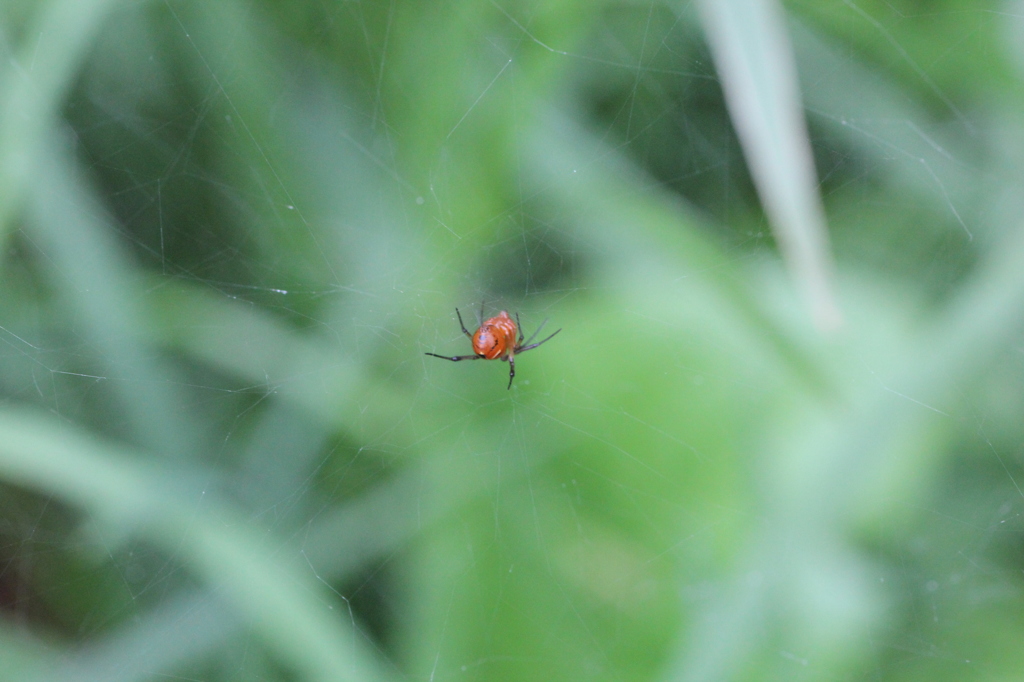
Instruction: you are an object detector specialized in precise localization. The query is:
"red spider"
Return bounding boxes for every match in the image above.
[426,308,560,389]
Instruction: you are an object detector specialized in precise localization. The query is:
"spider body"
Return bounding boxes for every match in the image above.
[426,308,560,389]
[472,311,518,360]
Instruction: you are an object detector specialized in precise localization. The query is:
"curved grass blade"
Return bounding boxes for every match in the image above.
[0,408,388,682]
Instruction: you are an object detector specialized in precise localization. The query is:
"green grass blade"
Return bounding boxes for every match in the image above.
[0,407,389,682]
[529,108,834,397]
[0,0,122,238]
[694,0,840,331]
[27,140,194,459]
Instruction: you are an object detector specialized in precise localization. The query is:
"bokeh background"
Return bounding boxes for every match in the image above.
[2,1,1024,680]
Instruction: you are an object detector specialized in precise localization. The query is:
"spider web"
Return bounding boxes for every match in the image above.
[1,1,1023,681]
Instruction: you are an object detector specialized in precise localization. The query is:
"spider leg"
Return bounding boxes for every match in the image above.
[455,309,473,339]
[507,354,515,389]
[516,328,561,353]
[515,312,525,345]
[425,352,482,362]
[520,318,548,347]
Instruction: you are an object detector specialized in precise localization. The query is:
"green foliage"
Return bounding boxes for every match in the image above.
[0,1,1022,681]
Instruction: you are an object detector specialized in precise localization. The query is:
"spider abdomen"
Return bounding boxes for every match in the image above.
[472,311,517,359]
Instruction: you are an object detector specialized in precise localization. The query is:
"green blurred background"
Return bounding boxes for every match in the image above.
[1,0,1023,680]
